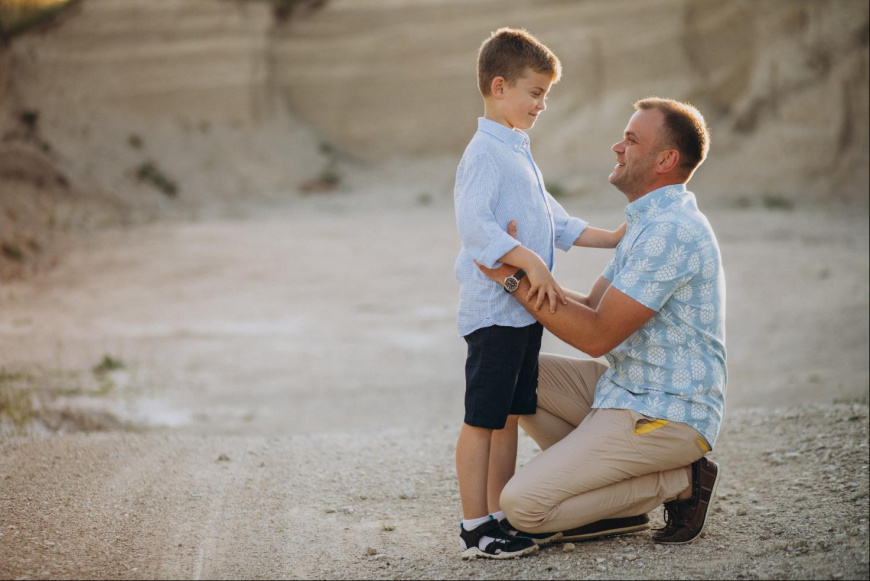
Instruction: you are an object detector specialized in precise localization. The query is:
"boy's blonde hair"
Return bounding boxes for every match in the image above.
[478,27,562,97]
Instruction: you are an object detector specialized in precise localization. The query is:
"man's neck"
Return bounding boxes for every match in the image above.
[622,179,686,204]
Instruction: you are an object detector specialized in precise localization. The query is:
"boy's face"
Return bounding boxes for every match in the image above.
[491,68,553,131]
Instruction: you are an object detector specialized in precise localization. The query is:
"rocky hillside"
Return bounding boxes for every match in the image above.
[273,0,869,204]
[0,0,867,278]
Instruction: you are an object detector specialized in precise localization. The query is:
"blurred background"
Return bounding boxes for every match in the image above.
[0,0,867,435]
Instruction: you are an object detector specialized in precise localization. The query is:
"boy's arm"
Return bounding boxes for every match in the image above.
[545,190,588,251]
[498,226,567,313]
[455,153,520,269]
[573,222,627,249]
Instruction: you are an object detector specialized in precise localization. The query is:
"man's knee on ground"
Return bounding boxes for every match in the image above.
[500,478,550,533]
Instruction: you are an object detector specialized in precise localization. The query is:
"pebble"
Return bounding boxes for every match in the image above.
[340,506,354,514]
[399,490,417,500]
[625,553,638,561]
[736,507,748,516]
[216,454,231,462]
[597,565,607,572]
[561,543,575,553]
[365,547,378,556]
[596,557,606,563]
[324,508,336,514]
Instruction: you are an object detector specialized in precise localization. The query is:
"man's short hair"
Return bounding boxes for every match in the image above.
[635,97,711,177]
[478,28,562,97]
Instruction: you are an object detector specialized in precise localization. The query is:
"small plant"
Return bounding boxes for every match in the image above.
[136,161,179,198]
[1,242,25,262]
[760,194,794,211]
[93,355,125,376]
[300,141,343,193]
[20,110,39,131]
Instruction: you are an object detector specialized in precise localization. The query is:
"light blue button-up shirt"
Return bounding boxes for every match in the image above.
[594,184,727,447]
[454,118,587,337]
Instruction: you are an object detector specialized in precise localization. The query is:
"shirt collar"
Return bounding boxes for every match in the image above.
[477,117,530,150]
[624,183,688,225]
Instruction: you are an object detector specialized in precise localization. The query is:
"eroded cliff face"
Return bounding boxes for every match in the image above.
[272,0,869,203]
[0,0,326,279]
[1,0,868,217]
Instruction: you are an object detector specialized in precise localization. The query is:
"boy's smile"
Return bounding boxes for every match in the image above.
[485,69,553,131]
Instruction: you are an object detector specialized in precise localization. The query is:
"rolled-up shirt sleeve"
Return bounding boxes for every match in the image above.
[454,153,521,269]
[547,192,588,251]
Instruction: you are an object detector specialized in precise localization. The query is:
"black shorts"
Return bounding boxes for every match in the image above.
[463,323,543,430]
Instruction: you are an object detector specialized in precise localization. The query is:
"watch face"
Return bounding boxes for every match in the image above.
[504,277,519,293]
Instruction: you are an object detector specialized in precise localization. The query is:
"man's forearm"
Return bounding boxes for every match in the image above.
[563,288,591,306]
[510,278,610,357]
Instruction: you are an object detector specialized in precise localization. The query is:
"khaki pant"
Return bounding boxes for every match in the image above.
[502,353,711,533]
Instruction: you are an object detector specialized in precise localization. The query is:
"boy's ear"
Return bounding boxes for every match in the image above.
[490,76,506,98]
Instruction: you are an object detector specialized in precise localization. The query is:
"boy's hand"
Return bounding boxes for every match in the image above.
[524,261,566,314]
[477,219,567,313]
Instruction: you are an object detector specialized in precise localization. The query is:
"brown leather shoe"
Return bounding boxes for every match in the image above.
[652,457,720,544]
[560,514,650,542]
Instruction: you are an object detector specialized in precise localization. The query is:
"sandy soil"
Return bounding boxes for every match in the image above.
[0,184,868,579]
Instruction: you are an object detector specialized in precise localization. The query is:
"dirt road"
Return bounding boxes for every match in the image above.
[1,193,868,579]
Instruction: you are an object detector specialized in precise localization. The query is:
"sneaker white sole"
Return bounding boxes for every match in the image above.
[460,543,539,560]
[561,523,650,542]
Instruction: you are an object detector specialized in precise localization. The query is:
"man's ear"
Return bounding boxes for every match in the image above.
[490,76,507,98]
[656,149,681,174]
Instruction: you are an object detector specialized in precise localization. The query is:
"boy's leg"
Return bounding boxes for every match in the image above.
[488,324,542,512]
[487,414,519,513]
[455,422,493,519]
[457,325,538,558]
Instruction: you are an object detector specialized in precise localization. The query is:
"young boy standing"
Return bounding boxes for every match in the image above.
[454,28,625,559]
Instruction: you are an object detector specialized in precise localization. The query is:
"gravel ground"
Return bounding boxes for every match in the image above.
[0,196,867,579]
[1,403,867,580]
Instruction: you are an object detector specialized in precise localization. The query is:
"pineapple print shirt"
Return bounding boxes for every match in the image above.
[595,184,727,448]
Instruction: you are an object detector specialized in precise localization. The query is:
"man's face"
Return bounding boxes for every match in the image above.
[499,69,553,131]
[609,108,666,196]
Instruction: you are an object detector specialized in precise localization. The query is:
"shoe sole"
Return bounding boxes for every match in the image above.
[653,464,722,545]
[561,523,651,542]
[525,531,563,546]
[461,543,539,560]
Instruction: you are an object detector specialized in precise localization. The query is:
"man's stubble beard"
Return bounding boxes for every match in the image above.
[610,153,658,199]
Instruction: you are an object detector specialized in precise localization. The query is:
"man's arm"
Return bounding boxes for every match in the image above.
[478,264,654,358]
[565,275,612,309]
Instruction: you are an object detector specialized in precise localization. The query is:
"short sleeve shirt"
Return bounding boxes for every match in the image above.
[595,184,727,447]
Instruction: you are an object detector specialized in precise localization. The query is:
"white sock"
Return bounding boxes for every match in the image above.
[491,510,506,522]
[461,515,492,531]
[460,515,499,551]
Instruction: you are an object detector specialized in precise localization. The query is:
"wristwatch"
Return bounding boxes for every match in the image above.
[503,269,527,294]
